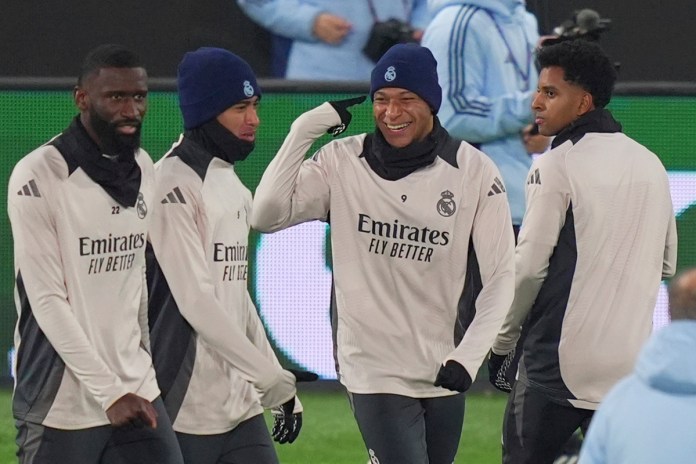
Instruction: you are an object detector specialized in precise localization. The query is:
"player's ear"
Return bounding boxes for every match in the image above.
[74,86,89,111]
[577,92,593,116]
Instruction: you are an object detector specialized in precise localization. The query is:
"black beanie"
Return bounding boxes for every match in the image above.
[177,47,261,130]
[370,43,441,113]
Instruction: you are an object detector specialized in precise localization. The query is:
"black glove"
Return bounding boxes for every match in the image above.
[487,350,516,393]
[271,396,301,444]
[270,370,317,444]
[434,360,472,393]
[327,96,366,137]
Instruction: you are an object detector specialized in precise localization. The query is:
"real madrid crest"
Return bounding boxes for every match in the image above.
[384,66,396,82]
[136,192,148,219]
[436,190,456,217]
[243,80,254,98]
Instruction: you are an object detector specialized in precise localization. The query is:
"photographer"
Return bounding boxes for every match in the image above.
[237,0,430,80]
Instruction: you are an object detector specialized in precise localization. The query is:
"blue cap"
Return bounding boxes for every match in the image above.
[370,43,441,113]
[177,47,260,129]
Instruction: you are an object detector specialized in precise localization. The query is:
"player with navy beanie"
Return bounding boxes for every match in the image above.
[177,47,261,130]
[370,42,442,113]
[147,46,317,464]
[252,41,515,463]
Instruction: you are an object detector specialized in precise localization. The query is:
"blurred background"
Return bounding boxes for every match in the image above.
[1,0,694,81]
[0,1,694,461]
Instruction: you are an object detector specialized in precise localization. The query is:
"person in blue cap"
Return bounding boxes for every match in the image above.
[145,47,316,464]
[251,42,516,464]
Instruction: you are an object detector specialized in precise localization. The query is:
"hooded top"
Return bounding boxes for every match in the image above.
[428,0,526,17]
[422,0,538,225]
[579,321,696,464]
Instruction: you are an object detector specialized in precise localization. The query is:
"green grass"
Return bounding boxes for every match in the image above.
[0,389,14,461]
[1,386,506,463]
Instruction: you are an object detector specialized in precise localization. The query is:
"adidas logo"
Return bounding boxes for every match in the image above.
[527,169,541,185]
[161,187,186,204]
[487,177,506,196]
[17,179,41,198]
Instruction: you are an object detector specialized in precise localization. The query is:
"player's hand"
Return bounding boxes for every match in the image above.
[313,13,352,44]
[272,396,302,444]
[327,96,366,137]
[434,360,472,393]
[522,124,551,155]
[106,393,158,428]
[487,350,516,393]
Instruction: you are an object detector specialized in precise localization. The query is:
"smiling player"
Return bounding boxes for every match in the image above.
[251,43,516,464]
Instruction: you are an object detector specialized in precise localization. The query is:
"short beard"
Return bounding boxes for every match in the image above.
[89,110,141,159]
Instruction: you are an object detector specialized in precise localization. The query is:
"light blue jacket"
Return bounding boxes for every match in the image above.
[422,0,538,224]
[237,0,430,81]
[579,321,696,464]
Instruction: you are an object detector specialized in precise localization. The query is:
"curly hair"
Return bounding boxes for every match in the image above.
[536,40,617,108]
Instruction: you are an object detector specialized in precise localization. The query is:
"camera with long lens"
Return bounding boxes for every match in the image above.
[542,9,611,46]
[363,18,417,63]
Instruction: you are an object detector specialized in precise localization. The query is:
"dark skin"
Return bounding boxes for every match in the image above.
[73,66,157,428]
[74,66,148,149]
[106,392,158,428]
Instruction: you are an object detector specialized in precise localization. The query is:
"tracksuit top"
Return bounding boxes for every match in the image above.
[147,136,293,434]
[251,103,515,397]
[8,124,159,429]
[493,109,678,409]
[422,0,539,224]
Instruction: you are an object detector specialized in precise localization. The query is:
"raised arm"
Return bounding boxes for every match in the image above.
[251,99,363,232]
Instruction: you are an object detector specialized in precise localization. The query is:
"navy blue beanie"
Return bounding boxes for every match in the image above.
[177,47,261,130]
[370,43,441,113]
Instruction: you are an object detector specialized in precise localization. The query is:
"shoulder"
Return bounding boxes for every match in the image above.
[10,143,68,191]
[453,140,501,174]
[525,145,574,193]
[155,152,204,196]
[429,4,492,35]
[606,132,661,160]
[155,137,211,184]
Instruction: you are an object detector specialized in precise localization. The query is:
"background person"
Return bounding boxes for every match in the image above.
[146,47,314,464]
[422,0,544,236]
[578,268,696,464]
[237,0,430,80]
[490,39,678,464]
[8,44,184,464]
[251,43,515,464]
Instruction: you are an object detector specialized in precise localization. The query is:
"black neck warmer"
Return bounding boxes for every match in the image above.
[362,117,448,181]
[185,118,255,164]
[51,116,142,207]
[551,107,623,149]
